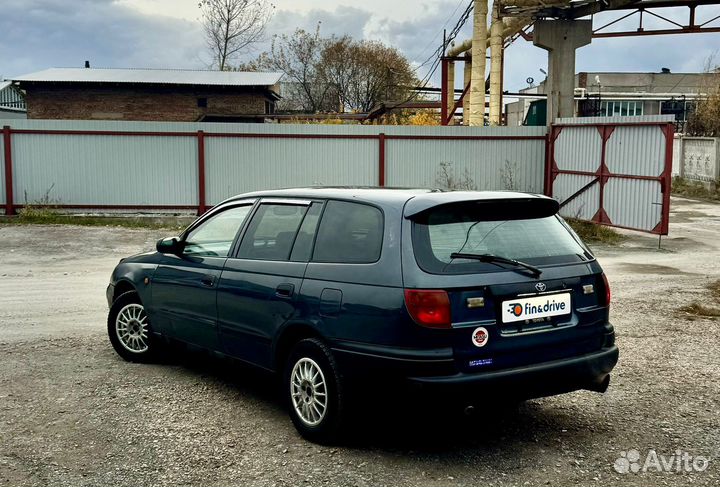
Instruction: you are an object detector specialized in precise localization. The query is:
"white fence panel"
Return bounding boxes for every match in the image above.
[205,137,378,205]
[12,133,198,207]
[386,138,545,192]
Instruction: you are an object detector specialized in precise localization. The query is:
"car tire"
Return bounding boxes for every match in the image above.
[284,338,345,444]
[107,290,160,363]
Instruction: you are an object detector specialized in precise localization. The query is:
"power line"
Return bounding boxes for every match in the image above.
[413,0,468,65]
[388,1,473,111]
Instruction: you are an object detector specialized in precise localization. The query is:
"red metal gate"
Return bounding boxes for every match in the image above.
[546,119,674,235]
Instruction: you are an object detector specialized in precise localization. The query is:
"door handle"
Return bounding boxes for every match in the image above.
[275,283,294,298]
[200,275,216,288]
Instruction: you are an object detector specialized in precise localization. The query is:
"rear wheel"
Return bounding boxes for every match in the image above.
[284,338,345,443]
[107,291,160,362]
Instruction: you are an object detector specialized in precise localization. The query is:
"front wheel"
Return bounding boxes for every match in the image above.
[284,338,345,443]
[107,291,160,362]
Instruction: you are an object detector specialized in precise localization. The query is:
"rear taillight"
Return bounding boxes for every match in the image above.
[601,273,611,306]
[404,289,451,329]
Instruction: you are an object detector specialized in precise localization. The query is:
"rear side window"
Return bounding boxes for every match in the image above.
[238,204,307,261]
[313,201,383,263]
[412,205,587,274]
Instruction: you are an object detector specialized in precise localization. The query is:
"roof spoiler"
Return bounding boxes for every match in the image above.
[404,192,560,221]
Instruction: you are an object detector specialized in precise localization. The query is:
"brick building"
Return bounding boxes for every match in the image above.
[12,67,282,122]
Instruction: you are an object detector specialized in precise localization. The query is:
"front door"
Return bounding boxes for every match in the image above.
[151,203,254,350]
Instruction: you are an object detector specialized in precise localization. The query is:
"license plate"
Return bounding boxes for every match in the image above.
[502,293,572,323]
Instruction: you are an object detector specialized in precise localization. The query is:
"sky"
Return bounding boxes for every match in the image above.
[1,0,719,92]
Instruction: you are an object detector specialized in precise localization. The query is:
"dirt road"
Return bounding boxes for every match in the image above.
[1,197,718,486]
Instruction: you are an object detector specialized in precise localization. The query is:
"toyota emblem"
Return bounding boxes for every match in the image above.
[535,282,547,292]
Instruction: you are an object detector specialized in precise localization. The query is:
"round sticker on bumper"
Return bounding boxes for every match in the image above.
[471,327,489,348]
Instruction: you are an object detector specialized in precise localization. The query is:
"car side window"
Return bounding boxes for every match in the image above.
[312,201,383,264]
[183,205,252,258]
[290,202,323,262]
[238,204,308,261]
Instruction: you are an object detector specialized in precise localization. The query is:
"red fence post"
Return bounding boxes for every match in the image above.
[197,130,206,216]
[3,126,14,216]
[659,123,675,235]
[378,133,386,187]
[544,130,552,196]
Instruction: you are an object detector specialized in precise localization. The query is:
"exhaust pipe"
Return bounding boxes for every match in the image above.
[585,374,611,393]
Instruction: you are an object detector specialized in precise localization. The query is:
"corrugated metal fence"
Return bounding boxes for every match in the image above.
[0,120,547,215]
[548,115,675,235]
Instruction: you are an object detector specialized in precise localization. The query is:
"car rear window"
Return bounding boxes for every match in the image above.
[412,205,587,274]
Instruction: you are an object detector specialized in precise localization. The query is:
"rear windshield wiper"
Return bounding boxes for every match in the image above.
[449,252,543,278]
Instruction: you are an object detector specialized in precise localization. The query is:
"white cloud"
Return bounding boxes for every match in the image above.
[1,0,718,93]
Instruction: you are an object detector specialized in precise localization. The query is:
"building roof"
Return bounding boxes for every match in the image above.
[0,80,26,111]
[13,68,283,88]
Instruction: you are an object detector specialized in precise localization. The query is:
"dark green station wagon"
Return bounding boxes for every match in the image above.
[107,188,618,442]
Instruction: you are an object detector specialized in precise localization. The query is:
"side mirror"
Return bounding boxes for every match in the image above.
[156,237,182,255]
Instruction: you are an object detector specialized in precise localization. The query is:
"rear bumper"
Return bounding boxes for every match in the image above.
[407,346,619,399]
[333,342,619,400]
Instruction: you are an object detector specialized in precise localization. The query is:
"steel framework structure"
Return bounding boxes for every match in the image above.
[504,0,720,41]
[442,1,720,125]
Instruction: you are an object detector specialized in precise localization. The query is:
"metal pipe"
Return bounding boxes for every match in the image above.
[448,39,473,58]
[463,52,472,125]
[488,2,504,125]
[470,0,489,126]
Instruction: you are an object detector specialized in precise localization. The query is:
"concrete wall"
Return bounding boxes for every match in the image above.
[675,137,720,183]
[24,86,270,122]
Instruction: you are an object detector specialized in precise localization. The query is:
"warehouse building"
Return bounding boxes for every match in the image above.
[12,67,282,123]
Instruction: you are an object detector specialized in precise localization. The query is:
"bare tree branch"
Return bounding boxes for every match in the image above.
[199,0,274,70]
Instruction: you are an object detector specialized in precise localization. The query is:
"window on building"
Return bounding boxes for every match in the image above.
[661,100,695,122]
[197,97,208,108]
[265,100,276,114]
[600,101,644,117]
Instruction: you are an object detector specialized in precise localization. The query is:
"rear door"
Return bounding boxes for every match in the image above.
[403,198,610,374]
[216,200,323,369]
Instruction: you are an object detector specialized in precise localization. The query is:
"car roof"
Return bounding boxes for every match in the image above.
[222,187,553,210]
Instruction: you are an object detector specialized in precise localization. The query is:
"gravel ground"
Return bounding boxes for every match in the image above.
[1,196,718,487]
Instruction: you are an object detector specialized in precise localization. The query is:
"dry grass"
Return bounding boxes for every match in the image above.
[677,279,720,319]
[672,177,720,202]
[566,219,626,245]
[1,213,186,231]
[707,279,720,300]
